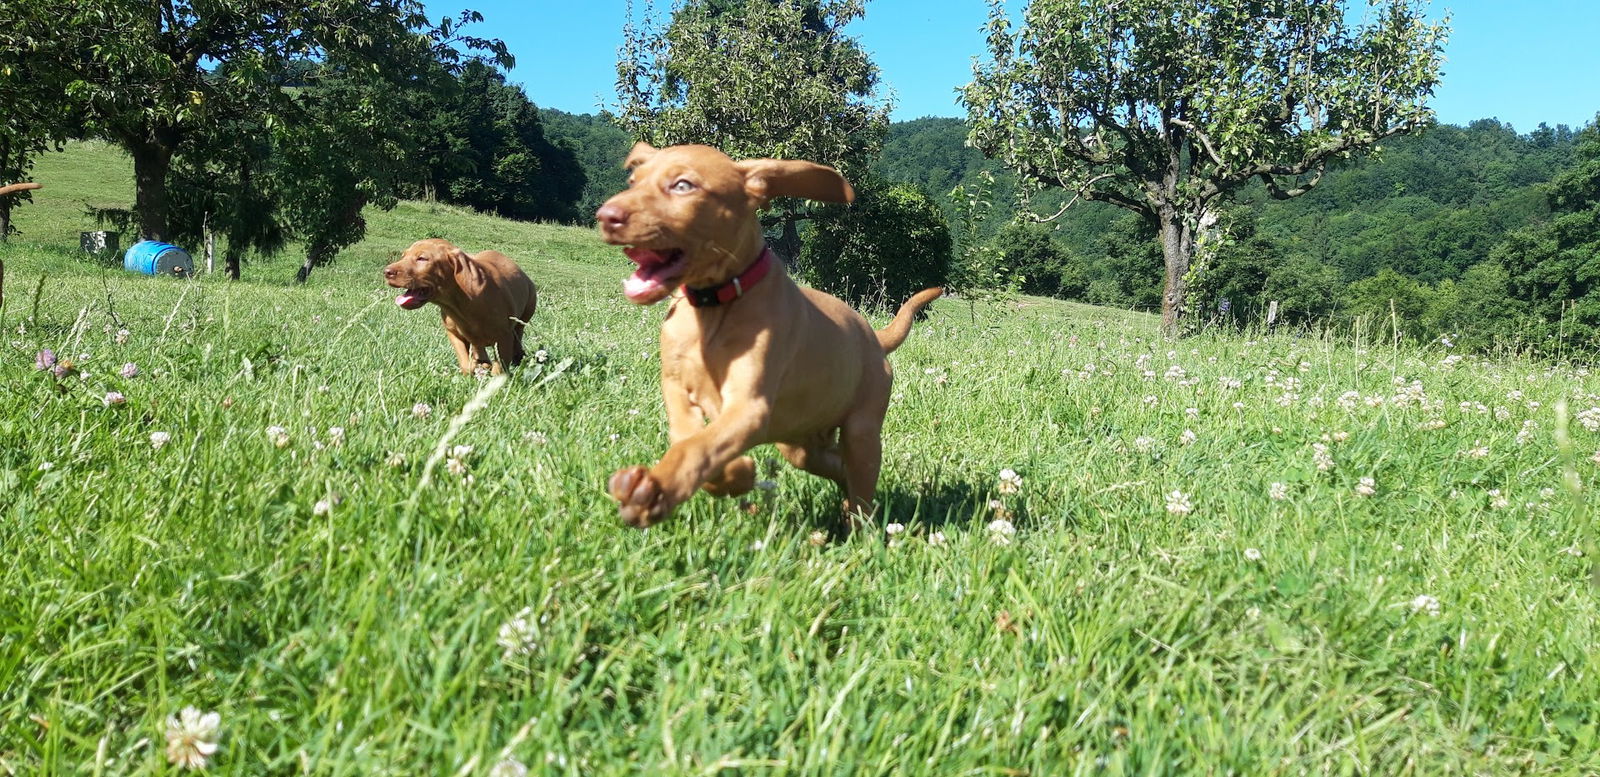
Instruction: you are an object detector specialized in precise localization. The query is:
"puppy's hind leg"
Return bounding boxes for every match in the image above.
[775,432,848,490]
[838,414,884,522]
[498,331,525,370]
[701,456,757,497]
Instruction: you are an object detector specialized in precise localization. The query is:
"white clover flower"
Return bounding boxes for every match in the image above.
[266,425,290,448]
[1516,420,1537,445]
[412,402,432,419]
[1142,394,1158,408]
[1165,489,1193,516]
[1355,477,1376,497]
[1244,547,1263,562]
[490,759,529,777]
[164,706,221,770]
[446,457,469,477]
[1576,407,1600,432]
[928,531,947,547]
[808,530,828,547]
[1407,595,1441,617]
[749,539,766,551]
[450,444,474,460]
[987,518,1016,544]
[1185,407,1199,418]
[103,391,126,407]
[1312,443,1334,472]
[1330,430,1349,442]
[1268,482,1289,501]
[115,328,131,344]
[525,431,549,445]
[534,349,550,363]
[120,362,140,378]
[327,427,345,446]
[884,522,905,536]
[150,431,172,449]
[1134,435,1157,453]
[497,607,538,659]
[1463,442,1490,459]
[385,452,407,468]
[1488,489,1509,509]
[313,499,333,517]
[997,468,1023,494]
[1179,429,1197,446]
[1245,606,1262,621]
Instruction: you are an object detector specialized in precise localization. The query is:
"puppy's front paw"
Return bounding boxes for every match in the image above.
[609,465,670,528]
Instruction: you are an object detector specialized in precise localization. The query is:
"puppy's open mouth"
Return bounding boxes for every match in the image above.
[622,247,688,305]
[395,286,432,309]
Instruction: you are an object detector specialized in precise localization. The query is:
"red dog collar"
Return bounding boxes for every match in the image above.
[682,246,775,308]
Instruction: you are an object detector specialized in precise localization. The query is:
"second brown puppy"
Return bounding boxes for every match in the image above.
[383,238,538,374]
[597,142,942,528]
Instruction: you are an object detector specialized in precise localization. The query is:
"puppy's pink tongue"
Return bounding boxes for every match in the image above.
[623,271,668,303]
[395,291,426,309]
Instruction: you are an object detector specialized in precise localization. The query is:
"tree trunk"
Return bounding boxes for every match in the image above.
[128,138,174,242]
[0,199,10,308]
[296,242,327,284]
[295,254,315,284]
[203,218,215,274]
[1156,207,1196,338]
[225,245,242,281]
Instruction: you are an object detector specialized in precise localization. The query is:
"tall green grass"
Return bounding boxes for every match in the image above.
[0,143,1596,775]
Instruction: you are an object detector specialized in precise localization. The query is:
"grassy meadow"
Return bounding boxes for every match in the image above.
[2,143,1598,775]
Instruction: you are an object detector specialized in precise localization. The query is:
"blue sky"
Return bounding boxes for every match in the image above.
[429,0,1600,133]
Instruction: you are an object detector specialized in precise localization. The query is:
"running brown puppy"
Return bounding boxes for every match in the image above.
[596,142,942,527]
[382,238,538,375]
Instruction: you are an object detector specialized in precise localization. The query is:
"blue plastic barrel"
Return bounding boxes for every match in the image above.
[124,241,194,278]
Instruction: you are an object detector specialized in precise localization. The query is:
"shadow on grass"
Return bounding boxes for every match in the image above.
[775,476,1062,538]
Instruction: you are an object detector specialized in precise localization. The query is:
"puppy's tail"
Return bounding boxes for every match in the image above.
[876,287,944,353]
[0,182,42,197]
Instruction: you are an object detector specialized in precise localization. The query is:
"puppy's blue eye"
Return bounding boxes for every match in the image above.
[670,179,695,194]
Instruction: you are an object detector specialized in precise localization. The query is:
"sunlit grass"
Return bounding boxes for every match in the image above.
[0,144,1597,774]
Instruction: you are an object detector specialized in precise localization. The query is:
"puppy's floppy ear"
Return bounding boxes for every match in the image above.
[624,142,659,170]
[737,159,855,206]
[446,245,473,275]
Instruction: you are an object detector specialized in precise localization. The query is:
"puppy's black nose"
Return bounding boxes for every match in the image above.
[596,203,629,231]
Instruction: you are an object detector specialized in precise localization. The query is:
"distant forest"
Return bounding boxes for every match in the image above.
[491,108,1596,352]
